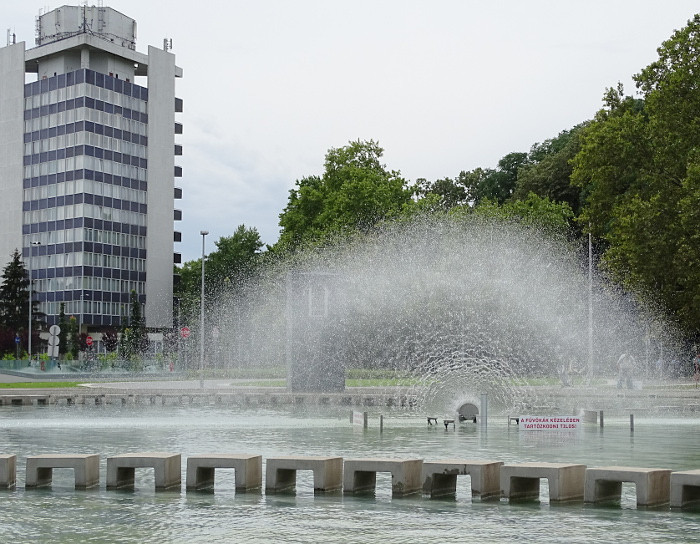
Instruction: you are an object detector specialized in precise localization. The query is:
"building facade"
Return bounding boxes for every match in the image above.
[0,5,182,331]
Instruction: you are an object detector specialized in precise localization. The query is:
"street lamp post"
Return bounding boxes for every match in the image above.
[588,226,594,382]
[199,230,208,388]
[27,241,41,361]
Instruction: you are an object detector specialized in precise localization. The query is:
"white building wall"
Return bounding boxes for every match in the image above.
[0,42,26,264]
[144,45,177,328]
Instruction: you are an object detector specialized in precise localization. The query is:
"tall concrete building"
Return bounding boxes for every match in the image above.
[0,5,183,332]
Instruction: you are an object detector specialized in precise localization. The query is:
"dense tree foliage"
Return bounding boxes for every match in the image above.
[277,140,412,248]
[572,15,700,335]
[514,126,584,214]
[175,225,264,325]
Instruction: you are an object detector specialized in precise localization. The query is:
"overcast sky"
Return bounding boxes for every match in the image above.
[6,2,700,261]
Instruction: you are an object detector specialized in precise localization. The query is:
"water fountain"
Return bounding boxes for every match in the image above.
[1,216,696,542]
[213,215,679,414]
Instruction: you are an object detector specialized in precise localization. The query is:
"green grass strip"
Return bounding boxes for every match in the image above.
[0,382,82,389]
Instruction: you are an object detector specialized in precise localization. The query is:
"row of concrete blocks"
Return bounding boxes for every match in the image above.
[1,453,699,508]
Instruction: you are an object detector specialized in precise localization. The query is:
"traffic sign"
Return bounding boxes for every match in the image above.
[180,326,191,339]
[86,336,93,346]
[49,324,61,336]
[14,335,20,344]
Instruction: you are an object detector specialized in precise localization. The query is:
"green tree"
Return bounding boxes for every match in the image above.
[175,225,264,325]
[572,15,700,335]
[0,249,43,333]
[571,85,650,241]
[277,140,412,248]
[65,315,78,358]
[206,225,264,290]
[102,328,119,352]
[120,291,147,360]
[514,126,585,214]
[432,153,528,209]
[57,303,68,359]
[463,192,574,235]
[413,177,468,210]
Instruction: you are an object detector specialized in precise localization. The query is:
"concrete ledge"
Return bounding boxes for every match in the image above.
[585,466,671,507]
[186,454,262,492]
[671,470,700,509]
[265,456,343,493]
[343,458,423,497]
[106,452,181,491]
[0,455,16,489]
[501,462,586,502]
[422,459,503,500]
[0,395,50,406]
[25,454,99,489]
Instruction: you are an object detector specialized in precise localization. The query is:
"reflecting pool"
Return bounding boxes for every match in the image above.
[1,404,699,543]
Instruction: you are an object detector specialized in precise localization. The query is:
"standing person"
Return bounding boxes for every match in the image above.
[617,353,636,389]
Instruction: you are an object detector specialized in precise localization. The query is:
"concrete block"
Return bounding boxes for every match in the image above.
[106,452,181,491]
[343,458,423,497]
[585,466,671,507]
[265,456,343,493]
[0,455,16,489]
[422,459,503,500]
[25,454,100,489]
[501,462,586,502]
[671,470,700,509]
[186,454,262,492]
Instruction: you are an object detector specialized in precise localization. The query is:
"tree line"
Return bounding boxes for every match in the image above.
[178,15,700,343]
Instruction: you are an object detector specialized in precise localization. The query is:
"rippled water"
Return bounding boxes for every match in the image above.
[1,405,700,543]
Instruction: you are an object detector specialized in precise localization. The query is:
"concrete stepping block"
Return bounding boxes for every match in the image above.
[422,459,503,500]
[343,458,423,497]
[501,462,586,502]
[25,454,99,490]
[106,452,181,491]
[265,456,343,493]
[670,470,700,509]
[0,455,16,489]
[585,466,671,507]
[186,454,262,492]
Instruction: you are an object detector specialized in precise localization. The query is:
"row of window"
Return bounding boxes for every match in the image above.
[25,130,146,158]
[28,251,146,271]
[25,69,149,102]
[24,106,147,137]
[83,252,146,271]
[34,277,145,295]
[25,144,147,167]
[24,203,146,227]
[25,94,148,122]
[25,120,147,148]
[24,166,146,191]
[25,158,146,181]
[24,177,147,205]
[40,300,136,319]
[24,228,146,249]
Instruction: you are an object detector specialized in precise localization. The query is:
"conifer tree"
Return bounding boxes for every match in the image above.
[0,249,43,332]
